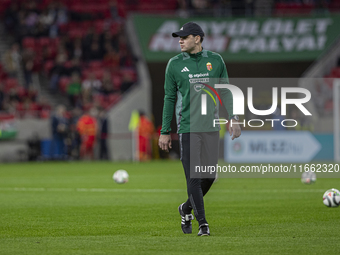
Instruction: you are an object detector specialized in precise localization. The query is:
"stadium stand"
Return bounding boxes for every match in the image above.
[2,0,141,116]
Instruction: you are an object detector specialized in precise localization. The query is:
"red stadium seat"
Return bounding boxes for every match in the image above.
[44,60,55,74]
[81,69,91,80]
[64,60,73,69]
[68,29,84,39]
[81,21,93,30]
[22,37,36,49]
[58,23,69,34]
[38,37,51,47]
[94,20,106,34]
[331,67,340,78]
[69,3,82,12]
[50,37,60,47]
[112,75,122,90]
[40,109,51,119]
[93,69,105,80]
[0,70,8,80]
[88,60,103,70]
[93,94,104,102]
[59,76,71,93]
[16,86,26,98]
[4,78,19,90]
[330,0,340,12]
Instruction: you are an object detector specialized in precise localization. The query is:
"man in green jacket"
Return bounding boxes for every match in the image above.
[158,22,241,236]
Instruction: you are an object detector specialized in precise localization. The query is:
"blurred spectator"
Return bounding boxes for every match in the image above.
[39,9,55,29]
[24,1,39,34]
[21,48,35,88]
[56,2,69,26]
[8,88,20,103]
[176,0,192,18]
[27,87,38,102]
[117,34,127,53]
[103,44,119,70]
[71,38,83,59]
[35,19,49,37]
[98,107,110,159]
[68,107,82,159]
[37,97,52,119]
[99,71,115,95]
[245,0,254,16]
[4,2,19,33]
[82,27,96,54]
[77,107,98,160]
[18,98,35,118]
[138,111,155,161]
[81,86,93,110]
[119,48,136,68]
[313,0,331,14]
[41,45,56,61]
[27,132,41,161]
[108,0,122,22]
[213,0,232,16]
[86,42,103,61]
[67,58,82,76]
[82,72,102,91]
[231,0,246,16]
[16,10,29,42]
[29,99,40,117]
[101,30,119,52]
[3,98,18,114]
[51,105,68,159]
[56,45,68,63]
[120,72,135,93]
[191,0,212,15]
[48,1,68,37]
[49,57,68,92]
[67,72,82,107]
[59,35,73,56]
[4,44,21,78]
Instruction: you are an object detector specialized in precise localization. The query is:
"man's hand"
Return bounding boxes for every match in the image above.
[229,119,241,140]
[158,134,172,152]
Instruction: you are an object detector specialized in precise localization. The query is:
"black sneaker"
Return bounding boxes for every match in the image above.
[178,203,194,234]
[197,223,210,236]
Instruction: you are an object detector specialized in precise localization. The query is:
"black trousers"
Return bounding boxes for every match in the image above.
[179,132,219,223]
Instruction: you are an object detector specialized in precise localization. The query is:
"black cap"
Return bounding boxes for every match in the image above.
[172,22,204,38]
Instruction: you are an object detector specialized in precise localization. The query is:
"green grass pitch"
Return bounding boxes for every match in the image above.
[0,161,339,255]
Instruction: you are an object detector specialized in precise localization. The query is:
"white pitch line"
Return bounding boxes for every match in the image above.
[0,187,327,193]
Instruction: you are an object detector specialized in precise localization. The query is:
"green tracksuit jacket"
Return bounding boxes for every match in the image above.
[160,49,234,135]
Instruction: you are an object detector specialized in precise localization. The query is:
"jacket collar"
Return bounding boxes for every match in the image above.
[182,48,208,60]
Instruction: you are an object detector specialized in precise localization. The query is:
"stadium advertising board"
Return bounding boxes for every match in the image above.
[225,131,321,163]
[132,14,340,62]
[0,114,17,140]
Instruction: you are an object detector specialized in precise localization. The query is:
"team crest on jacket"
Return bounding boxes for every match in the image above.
[206,62,212,71]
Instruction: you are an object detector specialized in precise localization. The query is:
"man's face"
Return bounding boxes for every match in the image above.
[179,35,199,53]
